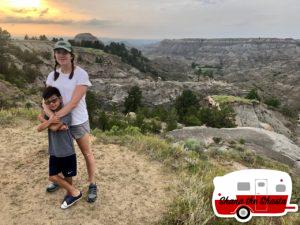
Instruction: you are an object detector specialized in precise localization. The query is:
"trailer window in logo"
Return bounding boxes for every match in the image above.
[258,182,265,187]
[237,182,250,191]
[276,184,286,192]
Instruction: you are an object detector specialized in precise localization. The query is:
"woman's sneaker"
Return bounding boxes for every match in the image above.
[87,183,97,203]
[46,183,59,192]
[61,192,82,209]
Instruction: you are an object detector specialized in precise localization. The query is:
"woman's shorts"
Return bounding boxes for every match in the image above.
[70,120,90,140]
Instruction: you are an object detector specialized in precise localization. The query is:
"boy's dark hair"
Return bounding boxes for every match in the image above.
[42,86,61,100]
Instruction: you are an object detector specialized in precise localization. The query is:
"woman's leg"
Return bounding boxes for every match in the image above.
[76,133,95,184]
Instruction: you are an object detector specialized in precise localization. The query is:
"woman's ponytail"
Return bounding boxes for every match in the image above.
[54,60,59,81]
[69,54,75,80]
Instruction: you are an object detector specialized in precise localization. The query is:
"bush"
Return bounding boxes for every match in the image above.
[239,138,246,144]
[182,114,201,126]
[246,88,261,101]
[198,106,236,128]
[123,126,141,135]
[97,111,110,131]
[124,86,142,113]
[213,137,222,144]
[264,97,281,108]
[40,51,52,60]
[166,107,178,131]
[175,89,199,121]
[184,138,204,153]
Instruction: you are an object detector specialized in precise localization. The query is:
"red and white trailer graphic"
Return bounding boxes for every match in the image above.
[212,169,298,222]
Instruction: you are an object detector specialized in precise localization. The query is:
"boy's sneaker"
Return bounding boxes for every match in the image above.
[87,183,97,203]
[61,192,82,209]
[46,183,59,192]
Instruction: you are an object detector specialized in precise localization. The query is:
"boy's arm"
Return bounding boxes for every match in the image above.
[37,111,47,123]
[42,100,60,124]
[37,111,64,131]
[37,115,65,132]
[49,123,65,132]
[37,119,52,132]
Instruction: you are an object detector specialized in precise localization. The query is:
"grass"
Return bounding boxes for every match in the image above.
[0,108,39,126]
[212,95,259,105]
[81,47,105,56]
[91,129,300,225]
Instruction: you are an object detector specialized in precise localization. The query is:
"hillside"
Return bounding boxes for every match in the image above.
[1,39,299,143]
[142,38,300,114]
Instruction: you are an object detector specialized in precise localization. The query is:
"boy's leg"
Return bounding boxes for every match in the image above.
[64,177,73,196]
[49,175,80,197]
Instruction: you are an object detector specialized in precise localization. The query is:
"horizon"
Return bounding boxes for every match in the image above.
[9,33,300,42]
[1,0,300,39]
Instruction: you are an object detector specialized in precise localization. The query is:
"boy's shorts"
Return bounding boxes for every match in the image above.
[70,120,90,140]
[49,154,77,177]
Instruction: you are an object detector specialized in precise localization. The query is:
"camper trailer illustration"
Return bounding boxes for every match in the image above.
[212,169,298,223]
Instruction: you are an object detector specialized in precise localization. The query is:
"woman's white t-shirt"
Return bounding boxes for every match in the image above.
[46,66,92,126]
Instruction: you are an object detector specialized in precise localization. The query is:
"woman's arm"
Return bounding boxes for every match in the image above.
[55,85,88,118]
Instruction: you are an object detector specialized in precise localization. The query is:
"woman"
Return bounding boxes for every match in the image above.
[43,40,97,203]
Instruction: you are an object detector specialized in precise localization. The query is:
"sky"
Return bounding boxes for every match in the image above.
[0,0,300,39]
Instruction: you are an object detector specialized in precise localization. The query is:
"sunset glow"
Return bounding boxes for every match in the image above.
[0,0,299,39]
[8,0,41,8]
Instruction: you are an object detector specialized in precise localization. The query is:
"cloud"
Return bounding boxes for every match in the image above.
[10,8,38,13]
[0,16,73,25]
[194,0,226,4]
[39,8,49,17]
[9,7,50,17]
[0,16,113,27]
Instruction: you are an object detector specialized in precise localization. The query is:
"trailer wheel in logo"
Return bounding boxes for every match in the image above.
[236,206,251,221]
[212,169,298,223]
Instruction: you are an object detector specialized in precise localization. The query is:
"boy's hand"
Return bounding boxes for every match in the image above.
[49,115,60,124]
[58,124,68,131]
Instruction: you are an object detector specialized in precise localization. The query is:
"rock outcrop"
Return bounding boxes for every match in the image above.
[74,33,99,43]
[167,126,300,169]
[233,103,292,138]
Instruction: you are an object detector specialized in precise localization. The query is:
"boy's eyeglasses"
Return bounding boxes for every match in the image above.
[54,49,69,55]
[45,97,59,105]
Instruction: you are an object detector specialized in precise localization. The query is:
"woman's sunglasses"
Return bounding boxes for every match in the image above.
[45,97,59,105]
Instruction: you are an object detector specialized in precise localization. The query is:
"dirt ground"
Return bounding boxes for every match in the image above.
[0,121,177,225]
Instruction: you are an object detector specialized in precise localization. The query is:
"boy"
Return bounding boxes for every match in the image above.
[37,86,82,209]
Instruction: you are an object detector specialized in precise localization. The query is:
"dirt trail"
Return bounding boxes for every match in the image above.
[0,121,177,225]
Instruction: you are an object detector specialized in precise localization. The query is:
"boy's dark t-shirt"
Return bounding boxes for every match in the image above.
[46,113,75,157]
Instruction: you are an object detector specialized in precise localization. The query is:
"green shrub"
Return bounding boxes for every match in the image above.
[198,106,236,128]
[264,97,281,108]
[184,138,204,153]
[40,51,52,60]
[124,86,142,113]
[166,107,178,131]
[213,137,222,144]
[239,138,245,144]
[175,89,199,121]
[182,114,201,126]
[97,111,110,131]
[246,88,261,101]
[123,126,141,135]
[106,125,121,135]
